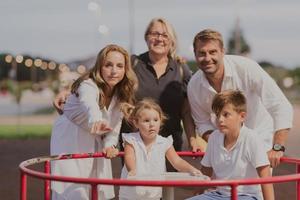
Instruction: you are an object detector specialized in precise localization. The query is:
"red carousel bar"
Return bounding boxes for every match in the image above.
[19,152,300,200]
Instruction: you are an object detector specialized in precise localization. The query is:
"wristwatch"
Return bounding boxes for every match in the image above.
[272,144,285,152]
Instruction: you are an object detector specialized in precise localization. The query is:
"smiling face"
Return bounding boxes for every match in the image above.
[216,103,246,136]
[146,21,171,57]
[194,39,225,76]
[100,51,126,89]
[134,108,161,142]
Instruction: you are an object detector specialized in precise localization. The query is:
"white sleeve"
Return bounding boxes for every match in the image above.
[247,132,270,168]
[187,82,215,136]
[78,81,102,125]
[63,80,102,131]
[103,117,122,148]
[247,61,293,131]
[200,133,214,167]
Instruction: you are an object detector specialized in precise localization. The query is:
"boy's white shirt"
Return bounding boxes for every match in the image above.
[201,126,269,200]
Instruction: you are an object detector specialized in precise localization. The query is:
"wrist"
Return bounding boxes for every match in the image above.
[272,143,285,152]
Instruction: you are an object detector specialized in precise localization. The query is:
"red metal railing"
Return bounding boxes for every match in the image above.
[19,152,300,200]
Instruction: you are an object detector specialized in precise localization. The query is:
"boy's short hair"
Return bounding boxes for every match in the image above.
[212,90,247,117]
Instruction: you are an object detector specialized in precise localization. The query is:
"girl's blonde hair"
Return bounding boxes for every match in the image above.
[144,17,180,62]
[71,44,138,109]
[121,98,167,129]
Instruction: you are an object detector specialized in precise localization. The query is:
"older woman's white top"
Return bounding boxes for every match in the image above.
[50,79,123,200]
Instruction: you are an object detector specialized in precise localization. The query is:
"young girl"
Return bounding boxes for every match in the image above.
[50,44,138,200]
[119,98,203,200]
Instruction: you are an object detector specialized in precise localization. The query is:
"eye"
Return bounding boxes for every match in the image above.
[209,50,217,55]
[117,63,124,68]
[223,112,230,117]
[104,61,113,67]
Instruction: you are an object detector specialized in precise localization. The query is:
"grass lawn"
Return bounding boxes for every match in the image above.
[0,125,52,139]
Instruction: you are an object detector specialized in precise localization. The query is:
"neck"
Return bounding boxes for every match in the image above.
[206,65,224,93]
[148,51,168,65]
[224,130,239,150]
[141,135,156,148]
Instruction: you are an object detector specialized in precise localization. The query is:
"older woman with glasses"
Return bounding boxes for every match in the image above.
[120,18,205,153]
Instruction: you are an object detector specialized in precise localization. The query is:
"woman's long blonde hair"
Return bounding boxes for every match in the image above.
[71,44,138,109]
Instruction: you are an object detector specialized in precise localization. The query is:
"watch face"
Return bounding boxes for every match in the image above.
[273,144,281,150]
[273,144,284,151]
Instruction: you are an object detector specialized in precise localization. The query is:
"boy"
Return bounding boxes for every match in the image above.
[187,90,274,200]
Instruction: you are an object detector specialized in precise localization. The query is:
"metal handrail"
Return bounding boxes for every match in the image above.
[19,152,300,200]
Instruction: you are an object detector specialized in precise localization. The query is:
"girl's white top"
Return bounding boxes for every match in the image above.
[119,132,173,200]
[50,79,123,200]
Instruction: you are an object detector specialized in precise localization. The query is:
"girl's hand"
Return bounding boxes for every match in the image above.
[190,170,203,176]
[91,121,112,135]
[103,146,119,159]
[190,170,210,180]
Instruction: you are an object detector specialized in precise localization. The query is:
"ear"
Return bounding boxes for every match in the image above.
[240,111,246,122]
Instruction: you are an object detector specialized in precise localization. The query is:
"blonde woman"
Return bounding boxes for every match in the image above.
[123,18,204,153]
[50,44,138,200]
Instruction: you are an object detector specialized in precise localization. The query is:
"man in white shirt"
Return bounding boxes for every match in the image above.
[187,29,293,168]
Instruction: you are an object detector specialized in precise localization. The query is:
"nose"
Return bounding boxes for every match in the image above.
[111,66,117,74]
[203,54,211,62]
[217,115,224,123]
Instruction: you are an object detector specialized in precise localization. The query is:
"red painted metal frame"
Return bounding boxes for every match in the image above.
[19,152,300,200]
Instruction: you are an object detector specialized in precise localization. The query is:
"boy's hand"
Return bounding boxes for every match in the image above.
[53,90,70,115]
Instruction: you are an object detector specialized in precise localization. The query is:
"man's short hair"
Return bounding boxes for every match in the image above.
[193,29,224,52]
[212,90,247,117]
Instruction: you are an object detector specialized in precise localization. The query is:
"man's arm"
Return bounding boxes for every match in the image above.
[268,128,289,167]
[181,98,207,152]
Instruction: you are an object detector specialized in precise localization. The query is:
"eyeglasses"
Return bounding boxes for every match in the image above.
[147,31,169,40]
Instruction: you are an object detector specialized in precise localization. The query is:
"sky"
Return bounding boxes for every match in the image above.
[1,0,300,69]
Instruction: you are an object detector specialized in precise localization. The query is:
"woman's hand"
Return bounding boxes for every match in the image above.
[53,90,70,115]
[91,121,112,135]
[103,146,119,159]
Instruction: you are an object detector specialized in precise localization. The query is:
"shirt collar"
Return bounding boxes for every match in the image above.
[199,56,233,88]
[144,52,175,71]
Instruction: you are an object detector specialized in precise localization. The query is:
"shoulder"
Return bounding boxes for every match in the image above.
[77,79,99,95]
[188,70,204,88]
[122,132,140,144]
[157,135,173,148]
[224,55,261,71]
[240,126,260,145]
[80,79,98,89]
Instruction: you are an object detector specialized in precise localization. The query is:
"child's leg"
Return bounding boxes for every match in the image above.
[185,191,227,200]
[186,192,258,200]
